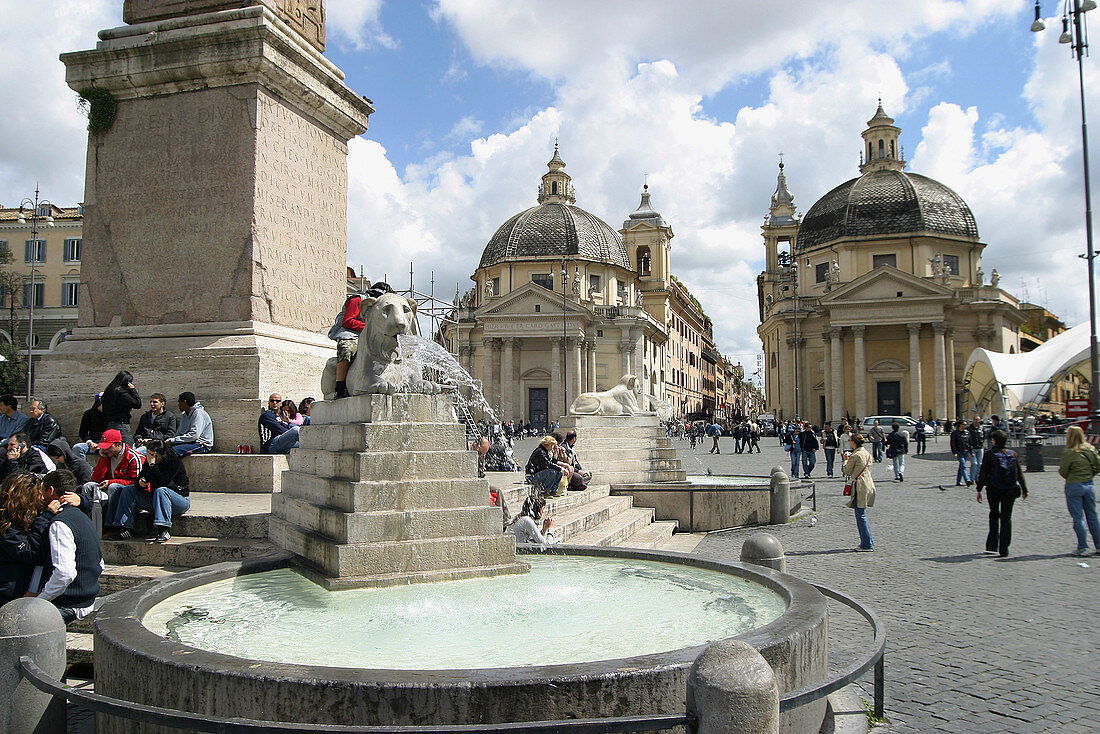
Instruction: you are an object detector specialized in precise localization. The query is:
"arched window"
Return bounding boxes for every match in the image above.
[637,246,651,274]
[867,142,873,160]
[552,181,558,195]
[878,139,885,158]
[890,140,895,158]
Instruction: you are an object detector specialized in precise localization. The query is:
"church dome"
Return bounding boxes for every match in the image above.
[478,202,630,269]
[796,169,979,251]
[478,146,631,270]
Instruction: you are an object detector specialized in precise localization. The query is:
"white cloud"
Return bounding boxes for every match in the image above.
[327,0,396,51]
[0,0,118,206]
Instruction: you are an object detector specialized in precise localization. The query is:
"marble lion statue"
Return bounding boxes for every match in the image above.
[321,292,440,398]
[569,374,641,416]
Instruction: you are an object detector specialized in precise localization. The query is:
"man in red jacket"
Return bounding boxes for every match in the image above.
[79,429,143,539]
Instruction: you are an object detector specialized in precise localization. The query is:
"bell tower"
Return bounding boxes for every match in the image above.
[621,182,673,288]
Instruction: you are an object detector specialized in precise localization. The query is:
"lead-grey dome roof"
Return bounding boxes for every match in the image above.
[479,203,630,269]
[797,169,978,250]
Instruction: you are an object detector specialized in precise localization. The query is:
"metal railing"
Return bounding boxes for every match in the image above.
[18,585,884,731]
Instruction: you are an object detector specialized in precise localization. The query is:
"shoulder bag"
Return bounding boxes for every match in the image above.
[843,459,867,497]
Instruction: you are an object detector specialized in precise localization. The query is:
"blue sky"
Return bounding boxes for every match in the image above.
[2,0,1098,365]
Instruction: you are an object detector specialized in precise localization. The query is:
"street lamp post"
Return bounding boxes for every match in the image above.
[562,257,569,416]
[1032,0,1100,433]
[17,186,53,404]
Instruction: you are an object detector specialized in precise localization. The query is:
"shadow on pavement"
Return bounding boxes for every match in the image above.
[787,548,868,556]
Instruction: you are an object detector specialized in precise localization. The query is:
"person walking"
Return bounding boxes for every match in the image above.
[749,421,761,453]
[950,420,973,487]
[785,423,802,479]
[868,420,886,463]
[1058,425,1100,557]
[914,419,927,455]
[886,422,909,481]
[707,421,722,454]
[842,433,875,551]
[975,429,1027,558]
[799,424,819,479]
[968,417,986,486]
[822,422,839,478]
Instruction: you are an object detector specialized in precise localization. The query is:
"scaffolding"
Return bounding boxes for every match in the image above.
[350,262,464,355]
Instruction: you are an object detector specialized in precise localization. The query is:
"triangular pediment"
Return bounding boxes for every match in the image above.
[821,265,954,303]
[478,281,592,318]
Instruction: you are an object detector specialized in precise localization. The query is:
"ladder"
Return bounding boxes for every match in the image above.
[451,392,482,443]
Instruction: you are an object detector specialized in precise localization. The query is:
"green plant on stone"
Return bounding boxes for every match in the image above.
[862,697,888,728]
[77,87,118,135]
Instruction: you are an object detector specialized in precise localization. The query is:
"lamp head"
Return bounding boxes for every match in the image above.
[1082,0,1097,12]
[1031,0,1046,31]
[1060,15,1073,43]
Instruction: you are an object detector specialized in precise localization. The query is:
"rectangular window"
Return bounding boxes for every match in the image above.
[617,282,627,300]
[589,274,601,292]
[24,239,46,264]
[815,263,829,283]
[22,281,44,308]
[490,277,500,296]
[943,254,960,276]
[0,240,7,260]
[872,254,896,269]
[64,238,82,262]
[531,273,553,290]
[62,282,79,307]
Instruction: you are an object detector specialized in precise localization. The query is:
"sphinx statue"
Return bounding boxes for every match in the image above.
[569,375,641,416]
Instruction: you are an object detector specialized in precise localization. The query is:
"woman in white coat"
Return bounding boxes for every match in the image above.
[842,433,877,551]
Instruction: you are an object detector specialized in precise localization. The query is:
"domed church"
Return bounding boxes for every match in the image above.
[756,104,1026,423]
[443,147,714,426]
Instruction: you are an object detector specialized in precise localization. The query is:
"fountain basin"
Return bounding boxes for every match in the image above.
[93,547,828,733]
[613,476,810,532]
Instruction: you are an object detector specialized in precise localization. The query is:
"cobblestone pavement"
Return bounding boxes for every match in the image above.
[680,435,1100,733]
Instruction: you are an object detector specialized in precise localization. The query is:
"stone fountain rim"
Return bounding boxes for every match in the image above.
[94,546,826,686]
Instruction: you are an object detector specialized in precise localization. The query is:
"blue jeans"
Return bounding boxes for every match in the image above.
[854,507,873,549]
[1065,481,1100,551]
[871,441,883,462]
[789,446,802,477]
[969,448,984,481]
[956,452,972,484]
[73,442,96,460]
[267,426,300,454]
[172,442,209,457]
[892,453,905,478]
[801,451,817,476]
[824,448,836,477]
[111,484,190,529]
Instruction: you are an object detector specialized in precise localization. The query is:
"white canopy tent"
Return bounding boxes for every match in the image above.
[962,322,1091,416]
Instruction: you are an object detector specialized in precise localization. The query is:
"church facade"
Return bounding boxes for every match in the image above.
[441,147,713,425]
[757,105,1026,424]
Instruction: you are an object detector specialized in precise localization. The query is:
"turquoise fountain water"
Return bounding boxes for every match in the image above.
[143,556,785,669]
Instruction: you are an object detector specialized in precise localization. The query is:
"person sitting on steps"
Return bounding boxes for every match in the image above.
[505,495,559,545]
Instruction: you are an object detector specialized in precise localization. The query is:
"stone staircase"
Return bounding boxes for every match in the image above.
[492,477,702,552]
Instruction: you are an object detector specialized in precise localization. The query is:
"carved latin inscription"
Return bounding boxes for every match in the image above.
[124,0,326,51]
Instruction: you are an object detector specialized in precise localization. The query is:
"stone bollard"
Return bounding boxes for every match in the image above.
[0,598,66,734]
[687,639,780,734]
[769,468,790,524]
[740,533,786,573]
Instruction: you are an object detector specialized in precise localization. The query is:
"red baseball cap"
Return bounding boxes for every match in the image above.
[97,429,124,451]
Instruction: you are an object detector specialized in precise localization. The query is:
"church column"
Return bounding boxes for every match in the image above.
[908,323,923,419]
[587,340,597,391]
[481,338,496,409]
[945,328,956,419]
[501,338,516,422]
[829,327,844,421]
[550,337,564,419]
[571,337,584,405]
[932,323,948,420]
[458,345,471,374]
[852,326,867,418]
[619,342,631,379]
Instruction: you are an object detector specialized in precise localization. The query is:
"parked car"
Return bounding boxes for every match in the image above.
[860,415,935,437]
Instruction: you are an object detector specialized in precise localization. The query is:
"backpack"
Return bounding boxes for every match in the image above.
[990,450,1019,491]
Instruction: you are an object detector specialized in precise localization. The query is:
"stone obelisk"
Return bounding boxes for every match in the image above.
[39,1,372,450]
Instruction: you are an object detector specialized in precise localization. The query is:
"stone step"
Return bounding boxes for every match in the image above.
[657,532,707,555]
[183,454,287,494]
[310,394,455,426]
[272,494,502,543]
[145,492,270,539]
[100,563,187,596]
[281,472,489,513]
[67,632,93,667]
[551,495,635,542]
[494,481,613,515]
[100,536,276,568]
[618,520,678,550]
[596,469,688,484]
[566,506,656,547]
[269,518,518,579]
[298,422,468,452]
[288,447,477,482]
